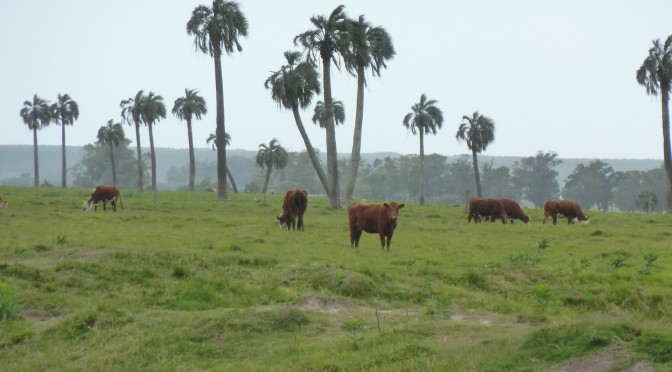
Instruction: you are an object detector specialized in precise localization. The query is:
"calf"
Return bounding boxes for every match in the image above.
[543,200,589,225]
[277,189,308,231]
[348,202,405,250]
[467,198,508,224]
[83,185,124,212]
[495,198,530,224]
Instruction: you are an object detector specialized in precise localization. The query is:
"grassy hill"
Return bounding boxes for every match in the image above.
[0,186,670,370]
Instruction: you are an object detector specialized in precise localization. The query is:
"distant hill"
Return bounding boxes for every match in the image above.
[0,145,663,187]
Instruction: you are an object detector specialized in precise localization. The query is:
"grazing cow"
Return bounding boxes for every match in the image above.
[543,200,589,225]
[277,189,308,231]
[468,198,508,224]
[83,185,124,212]
[495,198,530,224]
[348,202,405,250]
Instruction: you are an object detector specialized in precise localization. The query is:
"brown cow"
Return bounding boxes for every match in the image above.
[543,200,589,225]
[83,185,124,212]
[495,198,530,224]
[348,202,405,250]
[468,198,508,224]
[277,189,308,231]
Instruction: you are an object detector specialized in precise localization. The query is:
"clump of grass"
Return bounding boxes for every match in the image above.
[271,307,310,331]
[342,319,365,350]
[0,281,17,321]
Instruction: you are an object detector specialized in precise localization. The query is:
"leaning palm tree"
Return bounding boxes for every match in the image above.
[402,94,443,205]
[637,34,672,212]
[256,138,289,195]
[20,94,51,188]
[294,4,350,209]
[97,119,126,186]
[187,0,248,201]
[206,132,239,193]
[50,94,79,188]
[173,89,208,191]
[342,15,395,202]
[264,51,328,194]
[456,111,496,198]
[121,90,146,191]
[138,91,166,192]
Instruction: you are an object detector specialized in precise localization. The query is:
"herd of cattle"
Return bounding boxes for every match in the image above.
[0,186,591,251]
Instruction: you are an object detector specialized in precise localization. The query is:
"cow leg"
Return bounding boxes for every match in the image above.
[552,215,558,225]
[102,202,107,212]
[298,216,304,231]
[379,233,386,249]
[351,230,362,248]
[112,200,117,212]
[385,233,393,251]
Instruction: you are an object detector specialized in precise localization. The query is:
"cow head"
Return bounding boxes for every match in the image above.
[383,202,405,222]
[82,199,94,211]
[277,214,291,230]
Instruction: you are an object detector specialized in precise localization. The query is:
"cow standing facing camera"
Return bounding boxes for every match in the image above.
[83,185,124,212]
[348,202,405,250]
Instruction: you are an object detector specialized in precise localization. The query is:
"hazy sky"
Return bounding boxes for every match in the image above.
[2,1,671,160]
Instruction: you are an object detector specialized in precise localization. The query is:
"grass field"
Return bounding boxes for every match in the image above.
[1,186,671,371]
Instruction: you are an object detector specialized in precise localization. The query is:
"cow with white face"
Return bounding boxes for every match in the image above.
[83,185,124,212]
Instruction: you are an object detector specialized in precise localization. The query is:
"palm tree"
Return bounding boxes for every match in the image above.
[402,94,443,205]
[264,51,328,194]
[206,132,239,193]
[256,138,289,194]
[187,0,248,201]
[50,94,79,188]
[121,91,145,191]
[97,119,126,186]
[20,94,51,188]
[173,89,208,191]
[637,34,672,212]
[342,15,395,202]
[138,91,166,192]
[294,5,350,209]
[456,111,496,198]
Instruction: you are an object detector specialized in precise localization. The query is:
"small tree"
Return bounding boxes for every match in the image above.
[256,139,289,194]
[97,120,126,186]
[636,191,658,213]
[20,94,51,189]
[173,89,207,191]
[456,111,495,198]
[206,132,238,193]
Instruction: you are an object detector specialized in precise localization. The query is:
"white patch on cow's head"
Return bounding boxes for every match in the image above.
[579,219,590,225]
[83,199,93,211]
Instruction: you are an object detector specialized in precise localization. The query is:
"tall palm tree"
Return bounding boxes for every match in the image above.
[173,89,208,191]
[50,94,79,188]
[402,94,443,205]
[264,51,328,194]
[138,91,166,192]
[121,91,145,191]
[637,34,672,212]
[294,5,350,209]
[456,111,496,198]
[206,132,239,193]
[187,0,248,201]
[97,119,125,186]
[20,94,51,188]
[342,15,395,202]
[256,138,289,194]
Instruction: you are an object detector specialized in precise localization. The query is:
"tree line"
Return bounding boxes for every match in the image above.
[18,2,672,212]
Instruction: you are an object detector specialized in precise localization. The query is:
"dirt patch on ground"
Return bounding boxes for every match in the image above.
[549,347,653,372]
[297,296,351,313]
[450,311,494,326]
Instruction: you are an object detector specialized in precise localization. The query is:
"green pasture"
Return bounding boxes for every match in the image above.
[1,186,671,371]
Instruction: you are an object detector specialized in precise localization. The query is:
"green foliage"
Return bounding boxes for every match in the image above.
[342,318,366,350]
[0,282,17,321]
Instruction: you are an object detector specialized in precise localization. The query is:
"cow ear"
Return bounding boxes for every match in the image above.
[399,204,405,209]
[383,203,389,208]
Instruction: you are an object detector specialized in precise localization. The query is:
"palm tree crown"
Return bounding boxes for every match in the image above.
[403,94,443,134]
[187,0,249,57]
[312,100,345,128]
[173,89,207,121]
[256,138,289,195]
[636,35,672,97]
[20,94,51,130]
[343,15,395,82]
[97,120,125,148]
[51,94,79,127]
[456,111,496,153]
[264,51,321,110]
[294,5,349,68]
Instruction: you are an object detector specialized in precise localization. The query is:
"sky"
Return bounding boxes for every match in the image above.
[2,0,671,160]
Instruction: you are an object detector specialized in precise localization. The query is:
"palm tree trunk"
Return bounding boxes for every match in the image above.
[187,118,195,192]
[419,130,425,205]
[322,57,340,209]
[226,167,238,193]
[262,166,273,194]
[33,127,39,188]
[134,122,143,191]
[109,143,117,186]
[345,66,366,202]
[291,105,329,194]
[661,87,672,212]
[214,49,228,200]
[472,149,483,198]
[61,119,67,188]
[148,123,157,192]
